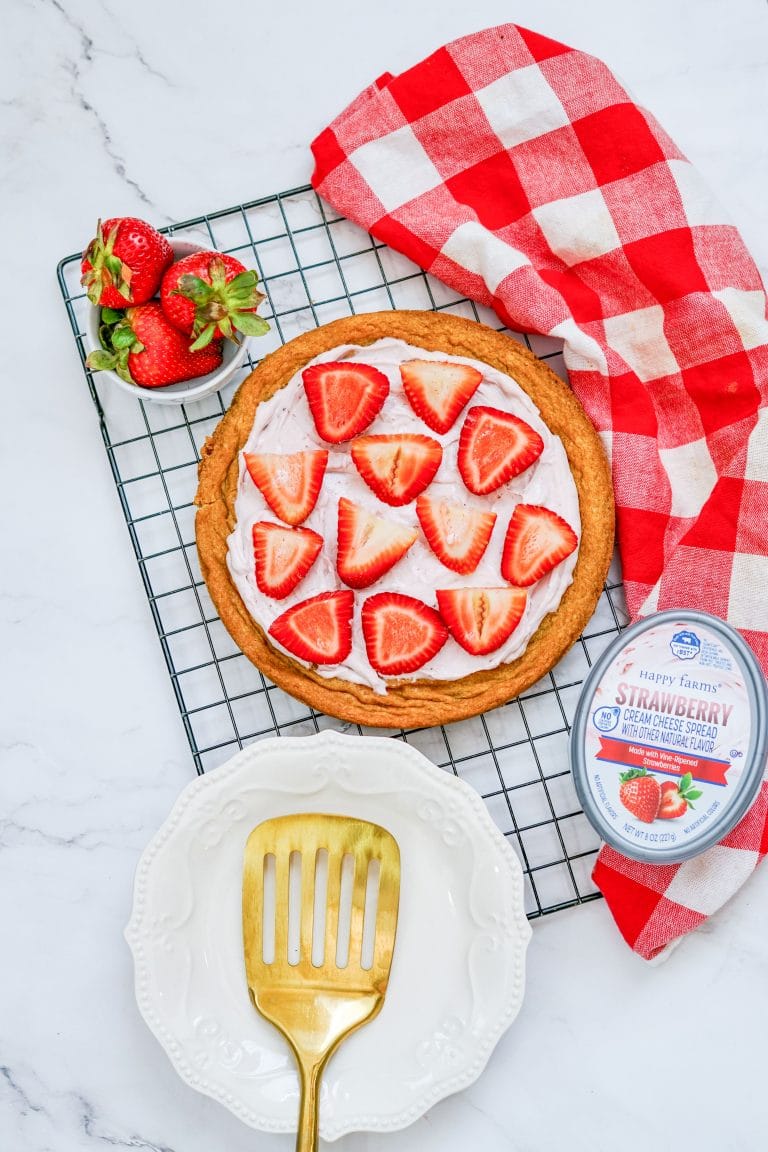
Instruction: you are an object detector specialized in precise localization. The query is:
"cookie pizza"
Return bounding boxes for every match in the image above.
[195,311,614,727]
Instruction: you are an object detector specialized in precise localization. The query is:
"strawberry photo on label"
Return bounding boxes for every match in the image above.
[85,302,223,388]
[268,590,354,665]
[161,251,269,350]
[618,769,661,823]
[336,498,418,589]
[436,587,527,656]
[657,773,703,819]
[416,495,496,574]
[458,406,544,495]
[501,504,578,587]
[302,362,389,442]
[243,449,328,526]
[351,434,442,506]
[400,359,482,434]
[81,217,173,308]
[252,522,323,600]
[361,592,448,676]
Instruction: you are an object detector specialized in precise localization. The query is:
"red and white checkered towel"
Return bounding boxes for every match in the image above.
[310,23,768,959]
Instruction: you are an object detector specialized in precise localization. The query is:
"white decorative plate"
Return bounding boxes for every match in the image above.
[125,730,531,1139]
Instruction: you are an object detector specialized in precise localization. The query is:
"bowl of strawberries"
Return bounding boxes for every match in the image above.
[83,217,270,405]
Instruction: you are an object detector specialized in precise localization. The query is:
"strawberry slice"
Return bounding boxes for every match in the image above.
[657,773,703,819]
[436,587,527,656]
[302,361,389,442]
[657,780,688,820]
[415,495,496,574]
[268,590,354,664]
[400,359,482,433]
[458,406,544,495]
[501,504,578,587]
[243,449,328,526]
[361,592,448,676]
[336,498,418,589]
[351,434,442,506]
[252,521,323,600]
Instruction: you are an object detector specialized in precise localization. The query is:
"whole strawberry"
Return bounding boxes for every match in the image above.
[86,302,223,388]
[81,218,173,308]
[161,251,269,350]
[618,768,661,823]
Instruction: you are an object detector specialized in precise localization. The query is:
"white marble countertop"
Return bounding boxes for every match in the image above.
[3,1,768,1148]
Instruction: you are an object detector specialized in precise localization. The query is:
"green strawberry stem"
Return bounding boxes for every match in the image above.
[86,313,142,383]
[233,312,270,337]
[188,322,219,352]
[619,768,649,782]
[672,771,704,810]
[174,259,268,348]
[97,305,125,356]
[81,220,133,305]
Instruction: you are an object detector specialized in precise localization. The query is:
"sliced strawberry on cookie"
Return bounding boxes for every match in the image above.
[268,590,354,665]
[351,434,442,506]
[416,495,496,575]
[436,587,527,656]
[458,406,544,495]
[361,592,448,676]
[336,498,418,589]
[400,360,482,434]
[252,522,323,599]
[243,449,328,526]
[302,362,389,442]
[501,504,578,587]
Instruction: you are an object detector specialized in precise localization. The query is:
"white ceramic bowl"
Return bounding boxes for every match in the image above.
[84,238,253,406]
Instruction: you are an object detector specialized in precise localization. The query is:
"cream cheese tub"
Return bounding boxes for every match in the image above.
[570,610,767,863]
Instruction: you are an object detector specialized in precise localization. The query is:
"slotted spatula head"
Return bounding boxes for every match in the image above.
[242,813,400,1152]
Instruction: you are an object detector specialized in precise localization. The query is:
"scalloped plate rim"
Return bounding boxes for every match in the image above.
[125,730,532,1139]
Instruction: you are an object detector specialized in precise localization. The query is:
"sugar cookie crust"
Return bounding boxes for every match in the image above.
[195,311,614,727]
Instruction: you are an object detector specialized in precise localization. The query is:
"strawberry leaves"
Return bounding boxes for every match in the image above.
[675,772,703,809]
[82,219,133,305]
[87,309,143,383]
[173,257,268,350]
[619,768,649,782]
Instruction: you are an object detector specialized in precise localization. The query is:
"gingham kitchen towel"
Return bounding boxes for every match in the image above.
[310,24,768,959]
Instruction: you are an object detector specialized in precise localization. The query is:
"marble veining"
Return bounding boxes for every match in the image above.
[3,0,768,1149]
[45,0,156,207]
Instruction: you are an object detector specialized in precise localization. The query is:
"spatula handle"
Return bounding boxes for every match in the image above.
[296,1057,321,1152]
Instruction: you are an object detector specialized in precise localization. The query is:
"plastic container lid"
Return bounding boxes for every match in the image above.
[570,610,768,864]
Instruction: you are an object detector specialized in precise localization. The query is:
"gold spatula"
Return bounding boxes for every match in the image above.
[242,813,401,1152]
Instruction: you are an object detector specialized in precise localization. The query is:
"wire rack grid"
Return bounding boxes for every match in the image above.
[57,184,628,920]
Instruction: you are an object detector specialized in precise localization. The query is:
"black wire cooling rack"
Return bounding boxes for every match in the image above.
[57,184,628,919]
